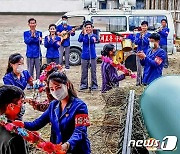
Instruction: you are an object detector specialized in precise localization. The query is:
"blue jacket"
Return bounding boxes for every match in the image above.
[135,32,151,54]
[24,30,42,58]
[78,33,97,60]
[101,61,125,93]
[140,47,166,85]
[44,36,61,58]
[24,97,91,154]
[56,24,75,47]
[158,27,169,46]
[127,34,136,43]
[3,70,31,90]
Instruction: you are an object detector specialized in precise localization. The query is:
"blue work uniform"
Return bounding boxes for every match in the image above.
[44,36,61,58]
[24,30,42,58]
[140,47,166,85]
[127,34,136,43]
[135,32,151,54]
[78,33,98,90]
[24,97,91,154]
[78,33,98,60]
[158,27,169,68]
[24,30,42,79]
[101,61,125,93]
[56,24,75,47]
[3,70,31,90]
[56,24,75,69]
[158,27,169,46]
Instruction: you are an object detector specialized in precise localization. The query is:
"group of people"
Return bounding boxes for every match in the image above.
[1,17,93,153]
[1,62,91,153]
[0,16,170,153]
[24,15,75,81]
[23,16,98,91]
[128,19,169,86]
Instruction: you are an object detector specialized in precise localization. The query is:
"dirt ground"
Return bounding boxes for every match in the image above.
[0,15,180,154]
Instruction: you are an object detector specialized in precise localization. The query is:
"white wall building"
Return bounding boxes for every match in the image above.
[0,0,83,13]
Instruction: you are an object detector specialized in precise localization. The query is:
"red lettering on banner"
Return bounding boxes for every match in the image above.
[100,33,130,43]
[75,114,90,127]
[100,35,105,42]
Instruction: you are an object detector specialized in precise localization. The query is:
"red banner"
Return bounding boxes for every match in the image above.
[100,33,130,43]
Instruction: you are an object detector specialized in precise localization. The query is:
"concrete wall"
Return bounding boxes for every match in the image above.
[0,0,83,13]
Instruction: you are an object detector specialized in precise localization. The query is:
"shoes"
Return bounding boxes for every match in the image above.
[90,86,99,91]
[91,88,99,91]
[136,83,141,86]
[164,65,168,68]
[65,66,70,69]
[79,87,88,91]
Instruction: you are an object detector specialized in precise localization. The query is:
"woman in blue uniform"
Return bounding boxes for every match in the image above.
[24,72,91,154]
[3,53,33,90]
[3,53,33,120]
[101,44,125,93]
[44,24,61,64]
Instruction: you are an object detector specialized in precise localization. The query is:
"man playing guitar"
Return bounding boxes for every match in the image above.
[57,15,75,69]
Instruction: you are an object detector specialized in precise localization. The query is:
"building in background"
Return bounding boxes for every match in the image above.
[0,0,83,13]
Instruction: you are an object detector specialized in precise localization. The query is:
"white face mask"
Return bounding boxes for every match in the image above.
[62,20,67,25]
[16,65,24,73]
[149,42,155,49]
[50,84,68,101]
[133,31,138,35]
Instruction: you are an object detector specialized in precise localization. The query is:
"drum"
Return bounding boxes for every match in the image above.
[122,39,132,52]
[115,50,124,64]
[125,54,137,72]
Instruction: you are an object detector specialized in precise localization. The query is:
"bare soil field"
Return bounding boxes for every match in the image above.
[0,15,180,154]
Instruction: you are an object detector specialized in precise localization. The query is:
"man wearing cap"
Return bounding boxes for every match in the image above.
[137,33,166,85]
[57,15,75,69]
[78,21,98,90]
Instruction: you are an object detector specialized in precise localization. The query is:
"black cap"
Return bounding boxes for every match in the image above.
[62,15,68,19]
[84,20,93,27]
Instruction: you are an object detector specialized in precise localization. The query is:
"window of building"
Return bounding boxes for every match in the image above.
[91,16,127,32]
[129,15,167,31]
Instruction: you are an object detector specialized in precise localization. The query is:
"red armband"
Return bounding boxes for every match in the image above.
[75,114,90,127]
[155,56,163,65]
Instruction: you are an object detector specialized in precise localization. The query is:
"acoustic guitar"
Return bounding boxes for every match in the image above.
[59,26,80,43]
